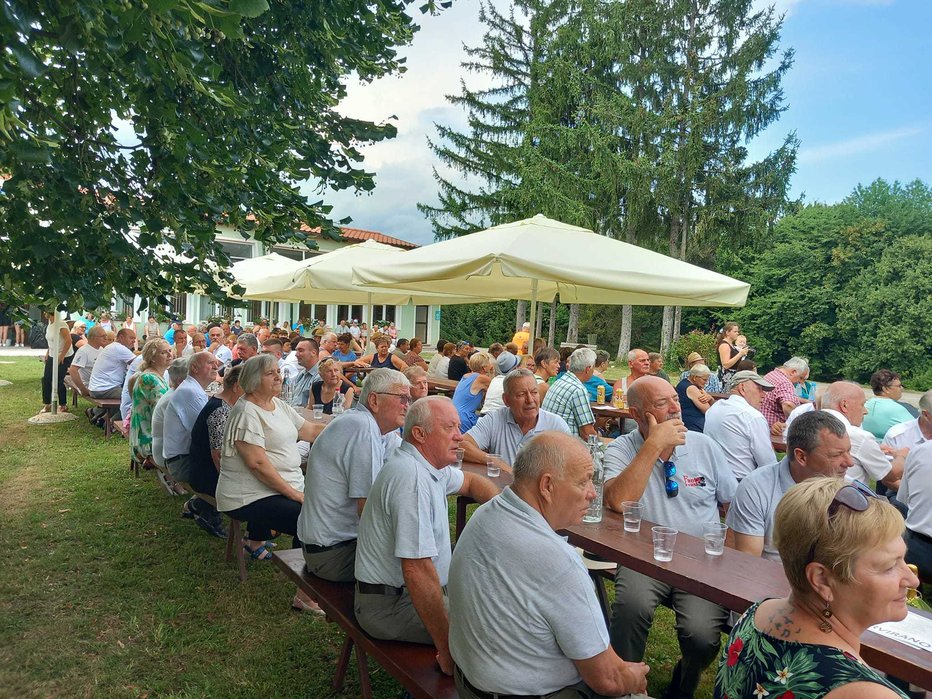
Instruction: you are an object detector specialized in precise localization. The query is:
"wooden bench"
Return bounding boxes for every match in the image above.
[272,548,458,699]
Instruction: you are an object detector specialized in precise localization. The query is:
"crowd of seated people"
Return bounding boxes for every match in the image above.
[36,311,931,698]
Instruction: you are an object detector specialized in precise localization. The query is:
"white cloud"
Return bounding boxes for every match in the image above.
[798,125,925,164]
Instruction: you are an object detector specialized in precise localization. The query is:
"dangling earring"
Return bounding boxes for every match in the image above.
[819,600,833,633]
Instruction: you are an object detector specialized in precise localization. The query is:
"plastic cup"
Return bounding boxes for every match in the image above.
[703,521,727,556]
[486,454,501,478]
[312,404,324,420]
[454,448,465,469]
[622,501,643,533]
[652,526,677,562]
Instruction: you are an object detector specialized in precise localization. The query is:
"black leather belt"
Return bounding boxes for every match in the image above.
[356,581,404,596]
[908,528,932,545]
[303,539,356,554]
[455,667,546,699]
[165,454,184,465]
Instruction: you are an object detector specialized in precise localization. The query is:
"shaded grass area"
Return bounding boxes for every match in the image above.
[0,357,716,698]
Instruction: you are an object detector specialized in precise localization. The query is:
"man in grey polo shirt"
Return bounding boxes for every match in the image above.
[462,368,571,470]
[296,368,410,582]
[726,411,852,561]
[449,432,650,699]
[354,396,499,675]
[603,376,737,699]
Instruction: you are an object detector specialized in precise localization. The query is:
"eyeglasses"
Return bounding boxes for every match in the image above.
[375,392,411,405]
[662,461,679,499]
[807,481,880,563]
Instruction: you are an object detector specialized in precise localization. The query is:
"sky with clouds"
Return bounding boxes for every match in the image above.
[303,0,932,246]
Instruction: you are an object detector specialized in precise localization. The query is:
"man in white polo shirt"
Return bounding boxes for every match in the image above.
[354,396,498,675]
[87,327,136,418]
[449,431,650,699]
[897,440,932,581]
[68,325,107,396]
[821,381,907,489]
[463,368,570,471]
[704,370,778,480]
[207,324,233,366]
[883,389,932,452]
[297,368,410,582]
[726,411,852,561]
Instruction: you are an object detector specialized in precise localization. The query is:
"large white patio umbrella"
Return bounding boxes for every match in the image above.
[240,240,494,325]
[353,214,751,335]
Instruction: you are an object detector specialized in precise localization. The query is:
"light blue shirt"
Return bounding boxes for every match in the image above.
[162,376,208,460]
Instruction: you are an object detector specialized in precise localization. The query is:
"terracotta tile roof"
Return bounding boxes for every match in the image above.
[296,222,418,249]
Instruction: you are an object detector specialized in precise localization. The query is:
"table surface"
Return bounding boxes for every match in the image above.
[296,408,334,426]
[456,464,932,689]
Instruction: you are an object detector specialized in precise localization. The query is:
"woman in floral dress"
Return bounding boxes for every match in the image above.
[715,478,916,699]
[130,339,173,467]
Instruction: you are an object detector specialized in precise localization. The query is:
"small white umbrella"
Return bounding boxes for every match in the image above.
[241,241,495,327]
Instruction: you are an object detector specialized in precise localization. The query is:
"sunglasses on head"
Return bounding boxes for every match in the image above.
[807,480,880,564]
[663,461,679,499]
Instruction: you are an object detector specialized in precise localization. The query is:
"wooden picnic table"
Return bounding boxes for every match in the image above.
[453,463,932,689]
[427,377,458,394]
[590,403,632,420]
[296,408,334,426]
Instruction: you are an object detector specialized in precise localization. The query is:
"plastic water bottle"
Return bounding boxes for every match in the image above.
[583,435,604,523]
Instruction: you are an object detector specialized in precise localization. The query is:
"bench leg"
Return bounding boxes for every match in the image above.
[353,640,373,699]
[455,496,469,543]
[225,517,247,582]
[332,635,353,692]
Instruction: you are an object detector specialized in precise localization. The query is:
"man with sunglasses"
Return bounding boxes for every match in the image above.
[296,368,411,582]
[603,376,737,699]
[726,411,853,561]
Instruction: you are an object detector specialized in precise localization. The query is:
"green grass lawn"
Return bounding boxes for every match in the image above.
[0,356,716,698]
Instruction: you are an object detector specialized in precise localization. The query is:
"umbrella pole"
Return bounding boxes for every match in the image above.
[528,280,538,354]
[50,314,60,415]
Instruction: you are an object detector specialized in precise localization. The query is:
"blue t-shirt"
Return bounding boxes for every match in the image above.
[452,374,485,433]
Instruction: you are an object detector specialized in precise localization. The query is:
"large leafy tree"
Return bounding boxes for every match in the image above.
[0,0,429,311]
[726,179,932,388]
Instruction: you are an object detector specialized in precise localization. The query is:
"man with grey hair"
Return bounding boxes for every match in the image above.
[317,331,337,359]
[448,432,650,698]
[464,368,571,469]
[151,357,190,494]
[727,411,853,561]
[603,376,736,699]
[704,370,778,480]
[354,396,498,675]
[821,381,907,489]
[68,324,108,397]
[230,332,259,369]
[613,348,651,398]
[542,347,598,439]
[760,356,811,429]
[296,368,412,582]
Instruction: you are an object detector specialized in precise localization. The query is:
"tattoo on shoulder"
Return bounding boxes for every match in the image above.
[767,603,802,639]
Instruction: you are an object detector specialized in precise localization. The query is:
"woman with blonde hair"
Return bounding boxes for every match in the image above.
[451,351,495,432]
[715,477,917,698]
[129,338,174,467]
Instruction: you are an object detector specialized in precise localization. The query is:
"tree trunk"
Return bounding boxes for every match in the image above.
[673,306,682,344]
[535,301,544,339]
[616,304,632,360]
[516,300,527,331]
[660,305,674,354]
[566,304,579,343]
[548,299,557,347]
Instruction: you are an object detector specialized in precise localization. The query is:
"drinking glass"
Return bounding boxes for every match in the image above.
[703,522,727,556]
[486,454,501,478]
[621,501,643,533]
[651,526,677,562]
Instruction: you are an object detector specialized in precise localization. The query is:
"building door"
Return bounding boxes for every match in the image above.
[414,305,428,343]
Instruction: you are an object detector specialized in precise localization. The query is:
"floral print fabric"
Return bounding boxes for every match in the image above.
[714,601,908,699]
[130,371,169,462]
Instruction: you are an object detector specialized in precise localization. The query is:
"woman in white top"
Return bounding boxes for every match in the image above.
[145,316,160,339]
[40,310,75,413]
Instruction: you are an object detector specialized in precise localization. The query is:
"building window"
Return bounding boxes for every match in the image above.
[414,305,428,343]
[218,240,255,262]
[172,293,187,320]
[314,304,327,323]
[249,301,263,323]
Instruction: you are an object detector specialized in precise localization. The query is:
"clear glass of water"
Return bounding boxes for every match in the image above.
[703,521,727,556]
[622,501,643,533]
[651,526,677,562]
[312,403,324,420]
[486,454,501,478]
[454,448,465,469]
